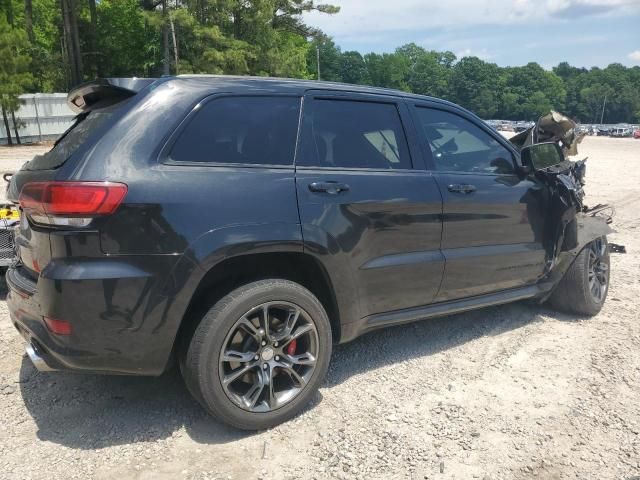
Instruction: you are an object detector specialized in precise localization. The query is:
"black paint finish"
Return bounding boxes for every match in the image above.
[5,76,605,375]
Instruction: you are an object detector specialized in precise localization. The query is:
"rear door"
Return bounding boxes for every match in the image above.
[409,102,547,302]
[295,91,444,319]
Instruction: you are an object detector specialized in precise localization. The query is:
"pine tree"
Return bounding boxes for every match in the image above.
[0,14,33,145]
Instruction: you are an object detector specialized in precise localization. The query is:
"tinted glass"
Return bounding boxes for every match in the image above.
[416,107,514,174]
[299,99,411,169]
[170,96,301,165]
[26,108,115,171]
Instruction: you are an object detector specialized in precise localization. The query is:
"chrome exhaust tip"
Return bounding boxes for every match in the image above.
[25,343,58,372]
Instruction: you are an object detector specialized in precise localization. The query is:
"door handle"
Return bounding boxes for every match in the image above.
[308,181,350,195]
[448,184,477,194]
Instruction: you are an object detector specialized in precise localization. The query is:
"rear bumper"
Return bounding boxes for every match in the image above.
[25,342,60,372]
[6,257,183,376]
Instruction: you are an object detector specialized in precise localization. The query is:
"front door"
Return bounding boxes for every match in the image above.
[409,102,547,302]
[295,92,444,319]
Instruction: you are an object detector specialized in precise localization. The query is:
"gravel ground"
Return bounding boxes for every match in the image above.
[0,136,639,479]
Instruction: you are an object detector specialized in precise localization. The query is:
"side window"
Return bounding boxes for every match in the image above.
[170,96,300,165]
[299,99,412,169]
[415,107,514,174]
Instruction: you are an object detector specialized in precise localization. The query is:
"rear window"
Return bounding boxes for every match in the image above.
[25,108,115,171]
[169,96,301,166]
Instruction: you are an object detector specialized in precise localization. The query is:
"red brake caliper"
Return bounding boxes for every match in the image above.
[286,339,297,356]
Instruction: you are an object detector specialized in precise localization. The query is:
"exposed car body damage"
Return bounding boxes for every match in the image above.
[511,111,617,277]
[510,110,586,156]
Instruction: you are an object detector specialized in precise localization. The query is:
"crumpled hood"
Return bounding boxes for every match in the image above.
[510,110,585,157]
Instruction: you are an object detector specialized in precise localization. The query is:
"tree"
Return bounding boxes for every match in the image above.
[5,1,639,124]
[97,0,157,77]
[448,57,502,118]
[87,0,99,76]
[24,0,34,43]
[0,14,32,144]
[364,52,409,91]
[60,0,83,86]
[338,51,369,85]
[501,63,566,119]
[580,84,614,123]
[308,36,342,81]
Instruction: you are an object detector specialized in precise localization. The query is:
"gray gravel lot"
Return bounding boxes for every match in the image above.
[0,137,639,479]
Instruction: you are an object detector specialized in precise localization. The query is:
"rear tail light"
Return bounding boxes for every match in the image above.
[19,181,127,226]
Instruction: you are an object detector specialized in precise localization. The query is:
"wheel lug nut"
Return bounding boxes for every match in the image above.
[254,355,259,360]
[261,341,267,346]
[275,355,280,361]
[263,363,268,370]
[274,341,278,347]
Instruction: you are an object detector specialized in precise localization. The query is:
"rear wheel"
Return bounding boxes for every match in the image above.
[548,236,610,316]
[180,279,332,430]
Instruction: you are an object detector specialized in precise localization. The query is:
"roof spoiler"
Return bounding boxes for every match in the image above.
[67,78,158,113]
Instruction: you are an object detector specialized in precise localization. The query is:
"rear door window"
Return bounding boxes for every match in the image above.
[169,96,301,166]
[298,99,412,170]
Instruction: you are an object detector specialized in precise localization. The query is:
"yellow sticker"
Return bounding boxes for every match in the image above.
[0,208,20,219]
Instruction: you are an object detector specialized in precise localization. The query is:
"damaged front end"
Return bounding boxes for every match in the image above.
[514,112,615,276]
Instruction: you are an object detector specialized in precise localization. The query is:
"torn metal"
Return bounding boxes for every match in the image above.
[510,110,586,157]
[514,111,618,271]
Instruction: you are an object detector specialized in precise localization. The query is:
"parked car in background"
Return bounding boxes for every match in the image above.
[634,129,640,139]
[610,126,634,138]
[596,127,611,136]
[6,76,613,430]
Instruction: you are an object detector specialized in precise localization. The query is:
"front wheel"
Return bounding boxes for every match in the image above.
[548,236,610,316]
[181,279,332,430]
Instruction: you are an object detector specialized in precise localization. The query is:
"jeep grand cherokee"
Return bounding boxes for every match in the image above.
[6,76,612,430]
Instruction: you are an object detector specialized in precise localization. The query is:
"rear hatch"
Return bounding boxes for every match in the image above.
[7,78,156,283]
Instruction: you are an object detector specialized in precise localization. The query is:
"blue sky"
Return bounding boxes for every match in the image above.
[304,0,640,69]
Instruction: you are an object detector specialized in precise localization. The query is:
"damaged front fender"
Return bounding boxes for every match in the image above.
[516,112,618,287]
[538,214,614,301]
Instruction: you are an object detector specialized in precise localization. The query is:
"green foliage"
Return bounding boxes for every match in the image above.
[3,1,639,123]
[98,0,156,77]
[307,36,342,81]
[338,51,370,85]
[0,13,32,112]
[448,57,502,119]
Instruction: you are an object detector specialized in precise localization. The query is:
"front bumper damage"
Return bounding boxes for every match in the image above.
[511,111,619,272]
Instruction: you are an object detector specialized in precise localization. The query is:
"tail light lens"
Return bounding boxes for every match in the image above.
[19,182,127,226]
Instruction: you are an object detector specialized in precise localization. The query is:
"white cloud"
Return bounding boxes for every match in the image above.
[456,48,493,60]
[629,50,640,62]
[304,0,640,39]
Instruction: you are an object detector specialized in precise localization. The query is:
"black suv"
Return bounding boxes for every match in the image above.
[7,77,612,430]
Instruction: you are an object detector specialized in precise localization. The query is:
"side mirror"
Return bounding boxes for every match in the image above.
[520,142,565,172]
[517,164,532,176]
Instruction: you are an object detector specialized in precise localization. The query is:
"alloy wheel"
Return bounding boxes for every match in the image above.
[588,237,609,303]
[218,302,319,412]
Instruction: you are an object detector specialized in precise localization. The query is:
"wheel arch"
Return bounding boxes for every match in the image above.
[173,251,342,362]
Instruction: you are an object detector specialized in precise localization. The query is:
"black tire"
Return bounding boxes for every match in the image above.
[180,279,332,430]
[548,236,610,316]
